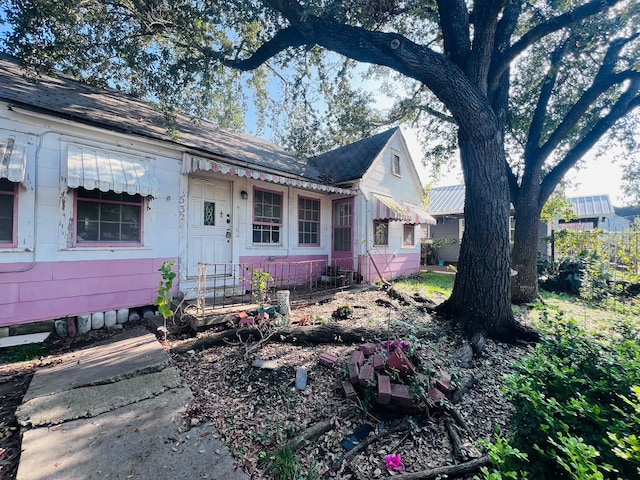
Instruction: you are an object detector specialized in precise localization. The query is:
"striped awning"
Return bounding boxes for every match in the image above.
[373,194,436,224]
[66,144,160,197]
[182,153,355,195]
[0,137,27,184]
[405,203,436,225]
[372,193,412,222]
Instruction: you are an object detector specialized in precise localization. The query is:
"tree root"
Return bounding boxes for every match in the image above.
[389,455,490,479]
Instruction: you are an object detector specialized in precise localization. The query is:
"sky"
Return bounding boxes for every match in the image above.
[401,127,632,206]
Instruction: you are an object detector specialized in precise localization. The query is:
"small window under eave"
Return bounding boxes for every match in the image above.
[65,144,160,197]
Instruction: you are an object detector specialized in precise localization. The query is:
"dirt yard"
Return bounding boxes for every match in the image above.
[0,285,528,480]
[169,286,527,479]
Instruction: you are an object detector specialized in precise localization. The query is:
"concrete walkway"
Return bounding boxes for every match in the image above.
[16,327,248,480]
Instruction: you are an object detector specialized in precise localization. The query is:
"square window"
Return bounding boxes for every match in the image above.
[403,224,415,246]
[253,188,283,244]
[298,197,320,245]
[76,188,142,244]
[374,219,389,246]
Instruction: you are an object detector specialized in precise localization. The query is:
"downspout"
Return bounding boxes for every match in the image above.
[0,129,54,273]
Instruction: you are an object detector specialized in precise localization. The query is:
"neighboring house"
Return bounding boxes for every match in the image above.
[556,195,631,232]
[0,54,433,329]
[426,184,548,263]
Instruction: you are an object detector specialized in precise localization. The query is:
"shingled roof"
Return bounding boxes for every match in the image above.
[0,53,323,181]
[309,128,399,183]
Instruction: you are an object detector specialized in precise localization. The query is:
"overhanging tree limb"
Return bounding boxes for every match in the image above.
[494,0,624,79]
[539,78,640,204]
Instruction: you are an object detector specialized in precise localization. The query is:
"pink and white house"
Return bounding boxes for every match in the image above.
[0,53,433,329]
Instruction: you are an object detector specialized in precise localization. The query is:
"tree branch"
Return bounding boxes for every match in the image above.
[436,0,471,69]
[539,79,640,205]
[467,0,507,92]
[525,35,573,162]
[209,26,307,71]
[494,0,624,80]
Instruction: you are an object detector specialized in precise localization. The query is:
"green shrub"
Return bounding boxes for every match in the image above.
[500,315,640,479]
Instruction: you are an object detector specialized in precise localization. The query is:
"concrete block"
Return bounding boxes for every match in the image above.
[105,310,117,328]
[377,375,391,405]
[295,368,308,390]
[358,363,375,387]
[77,315,92,334]
[54,319,68,338]
[91,312,105,330]
[116,308,129,324]
[0,327,9,338]
[342,381,357,400]
[390,383,414,407]
[349,350,365,366]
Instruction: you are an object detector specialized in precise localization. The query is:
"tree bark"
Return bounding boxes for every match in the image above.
[437,126,526,350]
[511,194,544,304]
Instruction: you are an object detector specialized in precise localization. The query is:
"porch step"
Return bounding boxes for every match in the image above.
[180,280,245,301]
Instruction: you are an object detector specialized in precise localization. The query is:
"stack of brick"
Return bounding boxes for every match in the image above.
[318,341,452,409]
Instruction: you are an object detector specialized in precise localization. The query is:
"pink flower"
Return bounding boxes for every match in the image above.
[385,454,405,471]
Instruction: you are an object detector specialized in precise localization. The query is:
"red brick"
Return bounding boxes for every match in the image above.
[372,354,384,371]
[358,363,375,387]
[428,387,447,401]
[439,369,452,382]
[319,352,339,367]
[377,375,391,405]
[238,311,249,319]
[349,350,365,366]
[390,383,414,407]
[67,317,77,338]
[359,343,376,355]
[387,348,416,375]
[436,378,452,394]
[349,364,360,385]
[342,381,357,400]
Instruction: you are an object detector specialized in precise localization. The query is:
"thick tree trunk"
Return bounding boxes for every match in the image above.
[436,127,530,350]
[511,197,544,304]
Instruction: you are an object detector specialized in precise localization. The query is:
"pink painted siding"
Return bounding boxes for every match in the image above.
[359,253,421,283]
[0,257,177,327]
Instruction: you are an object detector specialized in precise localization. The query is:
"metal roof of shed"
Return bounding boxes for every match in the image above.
[568,195,614,217]
[427,185,465,214]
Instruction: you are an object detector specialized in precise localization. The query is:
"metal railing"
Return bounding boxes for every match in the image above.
[192,258,361,312]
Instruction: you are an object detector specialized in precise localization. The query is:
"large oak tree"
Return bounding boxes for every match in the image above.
[4,0,638,350]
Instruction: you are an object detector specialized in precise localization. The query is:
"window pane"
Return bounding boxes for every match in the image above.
[121,223,140,242]
[101,203,121,222]
[204,201,215,226]
[0,194,13,242]
[77,220,99,242]
[334,228,351,251]
[77,201,99,221]
[0,178,14,193]
[100,222,120,241]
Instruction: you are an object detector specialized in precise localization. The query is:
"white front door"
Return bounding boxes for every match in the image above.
[187,178,232,277]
